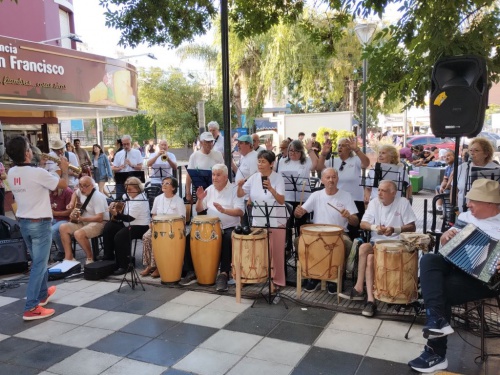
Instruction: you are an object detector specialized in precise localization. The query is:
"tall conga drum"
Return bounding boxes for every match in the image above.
[190,215,222,285]
[373,240,418,304]
[152,215,186,284]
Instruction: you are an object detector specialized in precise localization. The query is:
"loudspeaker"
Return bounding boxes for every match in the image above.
[430,55,488,138]
[0,238,28,275]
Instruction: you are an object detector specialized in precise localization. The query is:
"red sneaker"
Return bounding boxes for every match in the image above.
[39,286,57,307]
[23,306,55,321]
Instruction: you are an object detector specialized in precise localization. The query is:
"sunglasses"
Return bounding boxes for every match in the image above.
[339,161,346,171]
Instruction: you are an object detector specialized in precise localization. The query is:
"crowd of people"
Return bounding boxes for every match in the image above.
[4,126,500,373]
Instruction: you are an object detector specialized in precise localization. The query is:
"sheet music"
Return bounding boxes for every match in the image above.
[467,166,500,192]
[251,200,288,228]
[281,171,312,202]
[150,163,173,181]
[48,259,80,273]
[363,163,405,191]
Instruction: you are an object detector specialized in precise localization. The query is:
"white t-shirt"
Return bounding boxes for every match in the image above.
[362,196,417,241]
[8,166,59,218]
[302,189,358,231]
[148,151,177,184]
[45,151,80,187]
[152,194,186,217]
[187,149,224,170]
[235,150,258,183]
[199,181,244,229]
[113,148,143,173]
[122,193,151,226]
[456,211,500,240]
[75,189,110,221]
[368,163,409,200]
[324,156,364,201]
[278,157,313,202]
[242,171,287,227]
[213,134,224,155]
[456,161,499,212]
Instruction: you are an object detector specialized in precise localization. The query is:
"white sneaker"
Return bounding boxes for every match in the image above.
[85,258,94,265]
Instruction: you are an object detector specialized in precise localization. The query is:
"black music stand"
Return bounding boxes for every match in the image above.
[114,171,146,199]
[115,191,148,292]
[186,168,212,190]
[282,171,312,203]
[150,164,174,186]
[361,163,405,195]
[248,200,289,308]
[463,166,500,211]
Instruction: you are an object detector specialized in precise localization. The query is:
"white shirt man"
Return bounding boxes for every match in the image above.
[232,135,258,188]
[112,135,143,173]
[208,121,225,155]
[147,139,177,185]
[252,134,265,153]
[44,139,80,188]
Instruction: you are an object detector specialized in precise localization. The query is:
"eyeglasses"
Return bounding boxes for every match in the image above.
[469,148,483,153]
[162,182,172,186]
[79,184,92,188]
[339,161,346,171]
[288,149,300,153]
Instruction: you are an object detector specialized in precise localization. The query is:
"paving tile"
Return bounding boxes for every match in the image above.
[161,369,196,375]
[173,347,241,375]
[0,313,47,335]
[268,321,323,345]
[169,291,220,307]
[0,295,19,307]
[315,328,373,355]
[51,306,107,325]
[100,357,167,375]
[49,325,113,348]
[88,331,152,357]
[224,312,281,336]
[56,279,99,291]
[52,291,103,306]
[146,302,201,321]
[242,299,292,319]
[283,306,336,328]
[184,307,239,329]
[81,292,135,311]
[327,312,382,336]
[0,333,8,342]
[292,347,361,375]
[200,329,263,356]
[15,321,78,342]
[9,342,79,371]
[120,316,177,338]
[112,297,165,315]
[0,282,28,299]
[204,295,253,313]
[0,363,39,375]
[46,349,121,375]
[366,337,423,364]
[0,337,42,362]
[0,298,27,315]
[158,322,217,346]
[84,310,141,331]
[133,286,185,302]
[376,320,426,345]
[127,338,195,367]
[247,337,309,367]
[356,356,415,375]
[227,357,294,375]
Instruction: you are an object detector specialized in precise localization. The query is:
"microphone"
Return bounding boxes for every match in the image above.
[261,175,267,194]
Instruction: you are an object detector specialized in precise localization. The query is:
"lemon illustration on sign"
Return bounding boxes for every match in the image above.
[434,92,447,106]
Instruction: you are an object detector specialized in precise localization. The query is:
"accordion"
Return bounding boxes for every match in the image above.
[439,224,500,290]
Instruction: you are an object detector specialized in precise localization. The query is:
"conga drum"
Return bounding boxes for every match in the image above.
[373,240,418,304]
[151,215,186,284]
[399,232,434,253]
[190,215,222,285]
[297,224,345,301]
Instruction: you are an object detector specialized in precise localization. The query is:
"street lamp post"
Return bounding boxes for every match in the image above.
[355,22,377,153]
[117,53,157,60]
[40,33,83,44]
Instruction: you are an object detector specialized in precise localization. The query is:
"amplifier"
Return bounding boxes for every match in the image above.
[0,238,28,275]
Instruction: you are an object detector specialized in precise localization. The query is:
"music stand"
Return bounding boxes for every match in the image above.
[114,191,148,292]
[282,171,312,203]
[114,171,146,199]
[186,168,212,190]
[150,164,173,186]
[248,200,289,308]
[361,163,405,195]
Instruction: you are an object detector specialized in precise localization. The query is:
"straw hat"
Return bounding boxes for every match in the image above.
[50,139,65,150]
[466,179,500,204]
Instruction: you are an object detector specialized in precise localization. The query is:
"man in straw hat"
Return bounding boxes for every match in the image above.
[43,139,80,189]
[409,179,500,373]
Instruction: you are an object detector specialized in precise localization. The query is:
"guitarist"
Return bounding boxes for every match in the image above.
[73,139,92,178]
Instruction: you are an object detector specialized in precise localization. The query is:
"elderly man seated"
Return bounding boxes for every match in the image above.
[59,176,109,264]
[408,179,500,373]
[339,180,417,317]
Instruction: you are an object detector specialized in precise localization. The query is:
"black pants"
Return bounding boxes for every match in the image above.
[103,221,149,269]
[184,227,234,275]
[420,253,498,357]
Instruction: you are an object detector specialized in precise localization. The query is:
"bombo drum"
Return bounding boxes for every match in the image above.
[190,215,222,285]
[373,240,418,304]
[298,224,345,280]
[232,229,268,284]
[152,215,186,284]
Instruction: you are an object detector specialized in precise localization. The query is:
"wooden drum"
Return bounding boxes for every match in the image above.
[190,215,222,285]
[152,215,186,284]
[232,229,268,284]
[298,224,345,280]
[373,240,418,304]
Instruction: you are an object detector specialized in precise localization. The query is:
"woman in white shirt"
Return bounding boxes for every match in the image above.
[103,177,151,275]
[452,137,499,212]
[140,177,185,278]
[237,150,287,288]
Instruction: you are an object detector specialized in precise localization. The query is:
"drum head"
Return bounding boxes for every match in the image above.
[192,215,221,224]
[302,224,344,234]
[374,240,408,252]
[153,214,183,222]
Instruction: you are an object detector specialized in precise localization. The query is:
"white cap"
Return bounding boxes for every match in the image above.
[200,132,215,142]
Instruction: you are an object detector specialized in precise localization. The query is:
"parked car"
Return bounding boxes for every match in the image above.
[406,135,455,150]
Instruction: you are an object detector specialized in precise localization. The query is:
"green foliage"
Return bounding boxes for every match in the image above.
[98,0,216,48]
[107,114,154,144]
[315,127,355,152]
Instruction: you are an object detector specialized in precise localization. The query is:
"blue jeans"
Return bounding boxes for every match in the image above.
[19,218,52,311]
[51,220,67,255]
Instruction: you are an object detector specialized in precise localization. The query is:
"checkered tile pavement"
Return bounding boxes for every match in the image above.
[0,278,497,375]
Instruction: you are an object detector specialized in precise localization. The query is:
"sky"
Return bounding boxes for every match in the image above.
[72,0,213,73]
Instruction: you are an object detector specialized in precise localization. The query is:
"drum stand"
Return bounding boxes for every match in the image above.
[117,194,146,292]
[250,202,288,309]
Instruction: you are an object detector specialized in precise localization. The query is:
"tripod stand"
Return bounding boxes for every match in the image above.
[249,201,289,308]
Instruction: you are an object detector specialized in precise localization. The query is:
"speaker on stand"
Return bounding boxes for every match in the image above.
[430,55,490,221]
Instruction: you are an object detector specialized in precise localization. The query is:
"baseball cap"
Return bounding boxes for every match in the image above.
[237,135,252,143]
[200,132,215,142]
